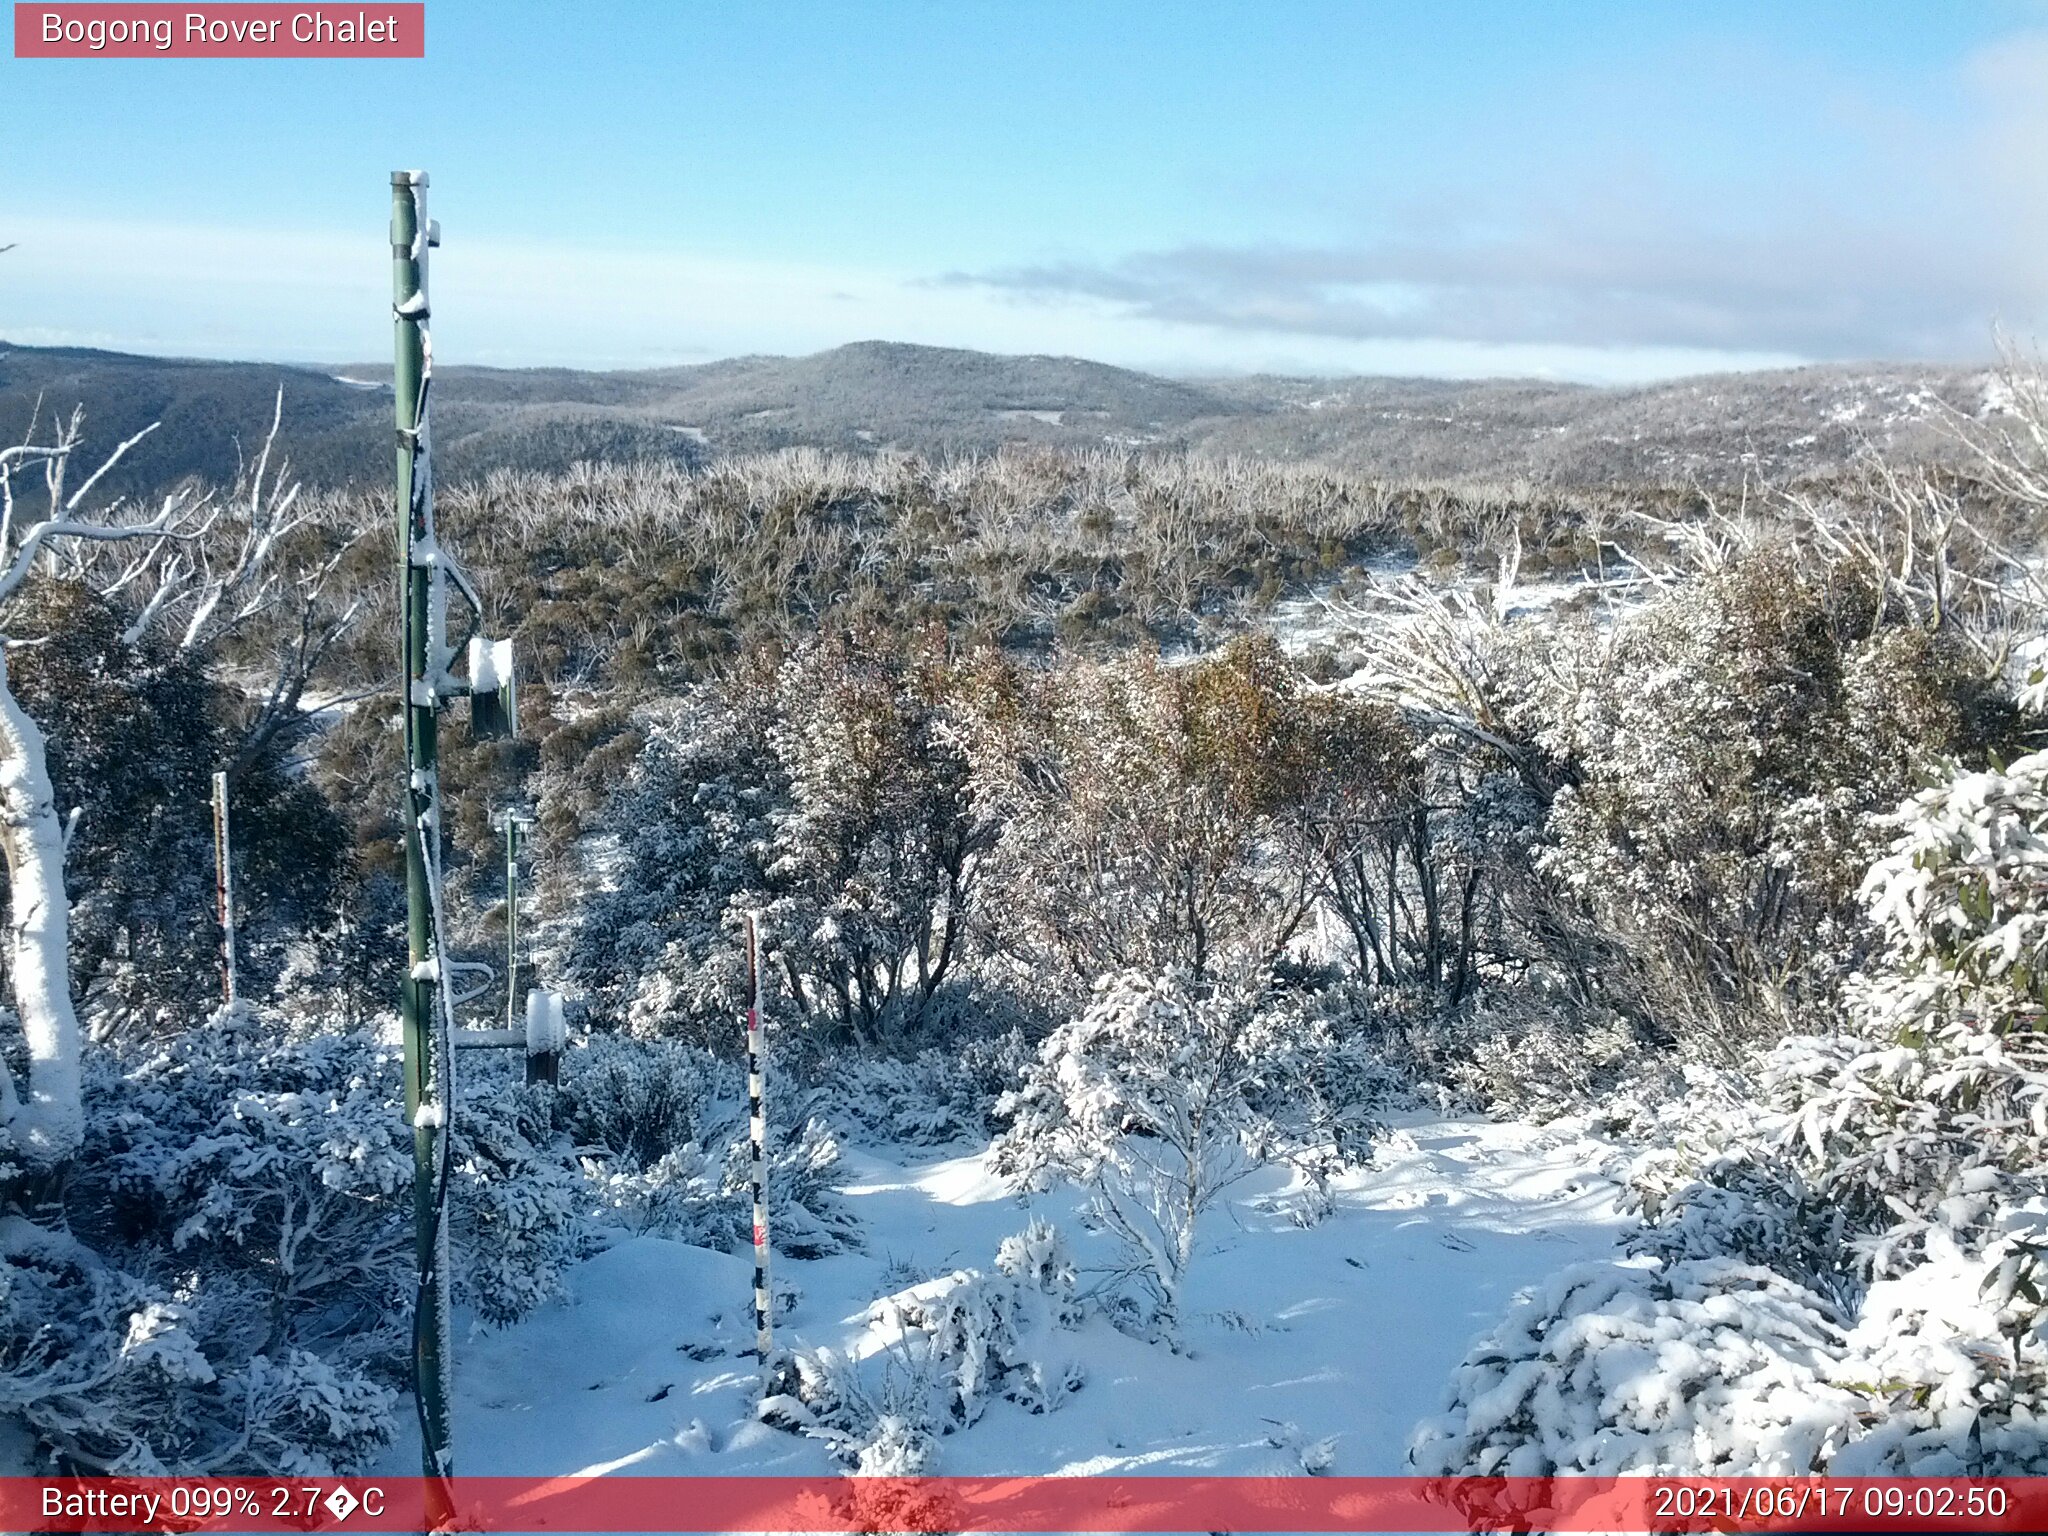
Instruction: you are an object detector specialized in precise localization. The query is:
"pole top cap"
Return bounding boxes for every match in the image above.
[391,170,429,187]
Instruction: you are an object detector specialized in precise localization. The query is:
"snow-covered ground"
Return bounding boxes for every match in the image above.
[379,1114,1627,1479]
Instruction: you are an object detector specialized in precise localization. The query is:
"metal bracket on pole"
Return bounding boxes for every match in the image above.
[441,959,497,1009]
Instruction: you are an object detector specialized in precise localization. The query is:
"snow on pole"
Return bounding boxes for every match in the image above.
[744,911,774,1390]
[392,168,455,1500]
[210,769,236,1007]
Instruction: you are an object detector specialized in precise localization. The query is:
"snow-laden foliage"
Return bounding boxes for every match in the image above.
[0,1020,598,1471]
[556,1033,858,1257]
[1437,985,1646,1123]
[447,1073,587,1325]
[768,1219,1085,1474]
[561,634,1000,1049]
[557,695,773,1045]
[1421,745,2048,1475]
[0,1214,396,1474]
[971,636,1394,1012]
[994,971,1384,1337]
[1411,1258,1856,1476]
[82,1022,414,1360]
[758,632,999,1046]
[553,1031,738,1167]
[993,973,1262,1337]
[1510,556,2009,1058]
[716,1118,862,1259]
[801,1032,1031,1149]
[0,1027,404,1472]
[1827,1224,2048,1474]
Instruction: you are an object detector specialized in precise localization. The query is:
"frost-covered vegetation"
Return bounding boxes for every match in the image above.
[6,361,2048,1475]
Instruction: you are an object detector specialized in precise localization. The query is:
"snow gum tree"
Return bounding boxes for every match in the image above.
[565,629,1011,1048]
[971,634,1388,1010]
[0,406,345,1169]
[764,629,1003,1044]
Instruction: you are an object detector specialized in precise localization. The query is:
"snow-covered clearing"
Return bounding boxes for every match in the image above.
[379,1114,1625,1479]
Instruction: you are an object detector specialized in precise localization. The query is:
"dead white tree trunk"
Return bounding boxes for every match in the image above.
[0,647,81,1165]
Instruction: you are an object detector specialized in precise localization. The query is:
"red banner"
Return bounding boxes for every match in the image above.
[6,1475,2046,1533]
[13,4,423,57]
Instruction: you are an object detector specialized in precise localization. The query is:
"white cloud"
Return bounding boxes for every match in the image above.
[0,210,1802,383]
[941,30,2048,367]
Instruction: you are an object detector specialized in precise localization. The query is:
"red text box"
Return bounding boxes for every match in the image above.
[14,4,424,57]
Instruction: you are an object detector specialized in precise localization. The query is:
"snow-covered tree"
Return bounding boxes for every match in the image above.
[762,630,1000,1044]
[0,405,350,1169]
[559,690,775,1042]
[971,636,1367,1010]
[564,632,1005,1047]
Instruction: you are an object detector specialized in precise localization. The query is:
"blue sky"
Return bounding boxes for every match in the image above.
[4,1,2046,380]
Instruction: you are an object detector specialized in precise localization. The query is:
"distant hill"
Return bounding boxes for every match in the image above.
[1192,366,1989,486]
[0,338,1997,502]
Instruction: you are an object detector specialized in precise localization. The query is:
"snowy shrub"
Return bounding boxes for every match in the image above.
[562,636,1006,1051]
[1512,554,2009,1057]
[972,637,1377,1011]
[1428,745,2048,1477]
[0,1020,599,1473]
[0,1209,396,1475]
[583,1114,859,1259]
[1619,1036,1888,1309]
[719,1117,862,1258]
[1410,1258,1857,1476]
[1625,752,2048,1302]
[449,1073,587,1325]
[82,1025,582,1342]
[558,1033,856,1257]
[993,971,1271,1339]
[771,1221,1084,1472]
[1826,1223,2048,1474]
[557,696,774,1045]
[554,1032,737,1168]
[804,1033,1030,1148]
[994,969,1398,1295]
[81,1025,416,1371]
[1235,985,1400,1181]
[582,1143,723,1238]
[1444,989,1644,1122]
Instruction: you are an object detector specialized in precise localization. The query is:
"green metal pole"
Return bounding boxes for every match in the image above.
[391,169,453,1492]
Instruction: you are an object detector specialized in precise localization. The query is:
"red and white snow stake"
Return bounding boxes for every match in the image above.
[211,769,237,1006]
[743,912,774,1390]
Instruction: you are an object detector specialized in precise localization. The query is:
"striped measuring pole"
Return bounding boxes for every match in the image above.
[743,913,774,1391]
[210,770,237,1007]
